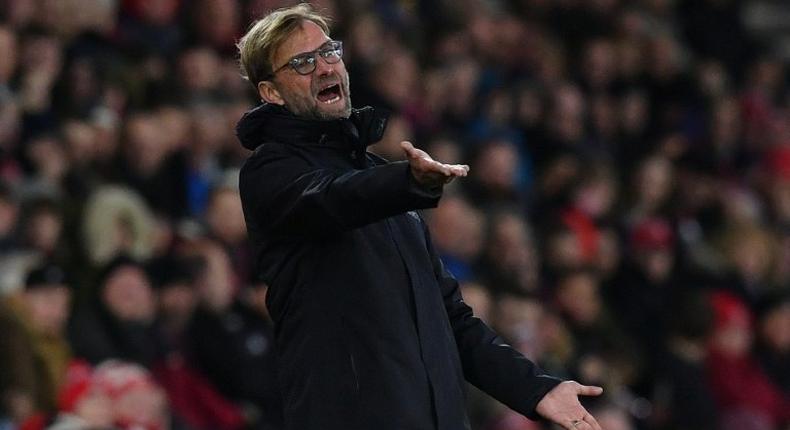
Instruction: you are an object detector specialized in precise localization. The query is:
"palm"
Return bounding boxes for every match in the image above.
[400,141,469,188]
[535,381,603,430]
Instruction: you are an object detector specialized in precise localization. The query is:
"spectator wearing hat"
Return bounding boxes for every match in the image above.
[0,263,72,424]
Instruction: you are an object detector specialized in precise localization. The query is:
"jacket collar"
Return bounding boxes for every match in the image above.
[235,103,389,151]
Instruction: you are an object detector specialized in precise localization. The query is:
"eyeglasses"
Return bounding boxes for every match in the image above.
[266,40,343,80]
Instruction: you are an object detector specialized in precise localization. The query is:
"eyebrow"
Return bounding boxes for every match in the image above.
[289,39,334,60]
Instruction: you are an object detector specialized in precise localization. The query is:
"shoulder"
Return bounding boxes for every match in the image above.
[238,142,314,201]
[365,151,392,166]
[243,141,291,164]
[240,142,301,177]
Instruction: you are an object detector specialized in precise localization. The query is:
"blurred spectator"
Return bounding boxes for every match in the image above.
[143,254,199,355]
[17,28,62,120]
[81,186,155,266]
[92,360,170,430]
[22,134,70,197]
[718,222,778,308]
[19,198,67,264]
[427,194,485,282]
[0,184,20,252]
[119,112,190,220]
[205,186,254,284]
[189,0,240,54]
[177,47,224,103]
[624,155,675,225]
[0,263,72,423]
[117,0,183,56]
[186,240,282,429]
[68,255,159,367]
[567,162,618,225]
[608,217,678,376]
[481,210,540,295]
[465,138,527,209]
[48,360,113,430]
[706,291,790,429]
[755,292,790,396]
[0,95,22,185]
[652,290,717,430]
[147,253,247,430]
[553,268,640,390]
[0,25,17,87]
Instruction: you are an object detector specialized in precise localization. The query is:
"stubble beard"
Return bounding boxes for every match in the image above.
[282,73,352,121]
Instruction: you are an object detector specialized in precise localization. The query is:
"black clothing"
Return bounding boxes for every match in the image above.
[236,104,561,430]
[655,347,718,430]
[68,257,161,367]
[187,300,283,427]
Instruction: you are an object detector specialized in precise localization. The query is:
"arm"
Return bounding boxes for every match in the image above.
[420,223,561,419]
[423,224,603,429]
[239,141,467,237]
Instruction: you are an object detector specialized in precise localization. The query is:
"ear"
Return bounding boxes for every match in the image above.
[258,81,285,105]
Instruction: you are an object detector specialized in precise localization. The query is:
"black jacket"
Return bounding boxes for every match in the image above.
[236,104,561,430]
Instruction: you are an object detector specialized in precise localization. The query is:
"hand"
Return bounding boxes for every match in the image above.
[400,141,469,189]
[535,381,603,430]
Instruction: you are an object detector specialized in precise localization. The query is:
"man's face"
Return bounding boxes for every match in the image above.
[268,20,351,120]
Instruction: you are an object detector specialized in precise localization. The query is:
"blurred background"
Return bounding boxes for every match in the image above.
[0,0,789,429]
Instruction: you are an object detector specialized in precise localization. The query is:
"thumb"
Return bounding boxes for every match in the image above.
[400,141,416,157]
[577,384,604,397]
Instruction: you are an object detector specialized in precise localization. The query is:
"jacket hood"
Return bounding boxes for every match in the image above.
[235,103,389,151]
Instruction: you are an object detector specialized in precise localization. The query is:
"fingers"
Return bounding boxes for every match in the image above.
[400,141,420,159]
[401,141,470,177]
[565,420,588,430]
[566,412,601,430]
[428,159,451,176]
[448,164,470,176]
[576,384,604,397]
[433,163,469,178]
[582,412,602,430]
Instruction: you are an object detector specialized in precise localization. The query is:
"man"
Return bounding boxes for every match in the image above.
[236,5,603,430]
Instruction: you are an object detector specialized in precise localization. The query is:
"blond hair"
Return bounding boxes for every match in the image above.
[237,3,331,87]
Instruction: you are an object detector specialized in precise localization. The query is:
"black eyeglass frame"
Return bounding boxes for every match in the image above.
[264,40,344,80]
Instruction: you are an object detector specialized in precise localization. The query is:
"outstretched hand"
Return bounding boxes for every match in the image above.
[535,381,604,430]
[401,141,469,189]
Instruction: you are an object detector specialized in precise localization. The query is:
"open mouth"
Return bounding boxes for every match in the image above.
[317,83,342,104]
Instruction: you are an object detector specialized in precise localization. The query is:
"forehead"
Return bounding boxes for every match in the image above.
[274,20,330,64]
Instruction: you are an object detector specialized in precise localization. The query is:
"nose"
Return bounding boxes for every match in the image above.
[314,54,335,77]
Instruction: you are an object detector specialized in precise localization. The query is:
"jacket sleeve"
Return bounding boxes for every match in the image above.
[239,145,442,237]
[421,223,563,420]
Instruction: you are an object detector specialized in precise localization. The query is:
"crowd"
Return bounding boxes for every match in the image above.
[0,0,789,429]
